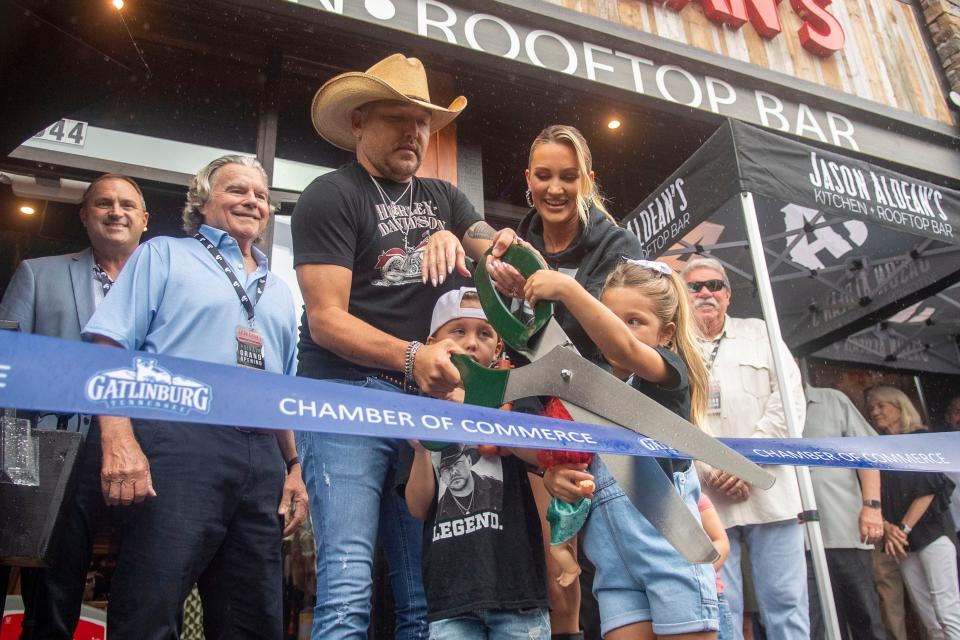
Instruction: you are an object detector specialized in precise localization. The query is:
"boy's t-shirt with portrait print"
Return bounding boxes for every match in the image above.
[397,446,547,622]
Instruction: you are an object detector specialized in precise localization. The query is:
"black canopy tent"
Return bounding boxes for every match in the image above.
[622,120,960,356]
[620,119,960,640]
[813,282,960,376]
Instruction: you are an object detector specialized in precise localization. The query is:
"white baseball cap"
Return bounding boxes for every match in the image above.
[430,287,490,336]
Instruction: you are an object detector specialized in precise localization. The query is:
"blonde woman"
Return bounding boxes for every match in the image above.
[866,385,926,435]
[489,125,642,640]
[867,386,960,640]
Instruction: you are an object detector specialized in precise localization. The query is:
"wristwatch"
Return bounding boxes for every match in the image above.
[898,522,912,535]
[862,499,882,509]
[285,456,301,473]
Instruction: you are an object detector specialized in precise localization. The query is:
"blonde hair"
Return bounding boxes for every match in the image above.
[865,385,926,434]
[528,125,614,225]
[603,263,709,428]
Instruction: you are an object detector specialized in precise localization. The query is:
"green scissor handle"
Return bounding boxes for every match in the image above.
[420,357,510,451]
[421,246,551,452]
[474,244,553,354]
[451,354,509,408]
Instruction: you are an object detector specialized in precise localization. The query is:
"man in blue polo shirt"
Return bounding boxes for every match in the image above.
[82,155,306,639]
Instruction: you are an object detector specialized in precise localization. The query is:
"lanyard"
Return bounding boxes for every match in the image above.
[194,233,266,327]
[705,334,724,373]
[92,264,114,298]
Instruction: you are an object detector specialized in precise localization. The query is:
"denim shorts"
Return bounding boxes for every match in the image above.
[581,458,719,637]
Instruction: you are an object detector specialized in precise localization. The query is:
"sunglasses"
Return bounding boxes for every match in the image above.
[686,279,726,293]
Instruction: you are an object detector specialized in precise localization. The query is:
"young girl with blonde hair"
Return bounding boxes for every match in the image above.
[524,259,718,640]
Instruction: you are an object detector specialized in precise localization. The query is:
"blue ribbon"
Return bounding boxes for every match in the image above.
[1,331,958,473]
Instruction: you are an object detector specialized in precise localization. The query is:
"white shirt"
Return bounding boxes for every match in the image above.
[699,315,806,527]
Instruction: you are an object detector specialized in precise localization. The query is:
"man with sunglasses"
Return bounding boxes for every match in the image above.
[681,257,809,640]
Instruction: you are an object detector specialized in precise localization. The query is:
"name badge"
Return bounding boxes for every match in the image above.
[708,378,721,416]
[236,326,265,370]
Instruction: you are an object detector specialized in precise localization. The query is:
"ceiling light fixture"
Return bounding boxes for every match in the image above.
[607,119,622,130]
[112,0,124,9]
[19,205,36,215]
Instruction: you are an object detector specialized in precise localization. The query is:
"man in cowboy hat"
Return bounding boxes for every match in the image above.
[291,53,520,640]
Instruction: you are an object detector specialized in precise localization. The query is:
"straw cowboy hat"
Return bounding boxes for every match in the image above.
[311,53,468,151]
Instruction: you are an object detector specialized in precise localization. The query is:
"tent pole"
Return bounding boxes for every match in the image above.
[913,375,930,425]
[739,192,841,640]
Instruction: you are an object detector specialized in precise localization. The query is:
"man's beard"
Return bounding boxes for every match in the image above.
[447,471,475,496]
[374,148,422,182]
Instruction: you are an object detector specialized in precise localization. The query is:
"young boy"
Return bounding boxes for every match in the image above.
[399,287,550,639]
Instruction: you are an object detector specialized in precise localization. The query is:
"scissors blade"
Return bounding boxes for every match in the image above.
[561,401,720,564]
[516,317,578,361]
[502,345,775,490]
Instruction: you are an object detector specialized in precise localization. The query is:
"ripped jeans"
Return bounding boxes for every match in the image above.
[296,377,429,640]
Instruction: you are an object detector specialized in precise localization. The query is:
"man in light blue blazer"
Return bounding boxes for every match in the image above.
[0,174,149,341]
[0,173,148,640]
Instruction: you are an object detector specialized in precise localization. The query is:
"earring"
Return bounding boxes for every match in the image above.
[525,189,534,209]
[143,226,148,232]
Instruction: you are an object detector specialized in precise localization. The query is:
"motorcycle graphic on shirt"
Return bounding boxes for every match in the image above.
[372,236,430,287]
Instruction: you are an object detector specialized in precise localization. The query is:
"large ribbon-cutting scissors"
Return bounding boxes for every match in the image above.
[444,245,775,564]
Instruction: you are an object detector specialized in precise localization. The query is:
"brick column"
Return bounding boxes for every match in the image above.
[920,0,960,96]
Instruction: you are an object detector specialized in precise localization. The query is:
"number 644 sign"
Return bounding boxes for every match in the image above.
[32,119,87,147]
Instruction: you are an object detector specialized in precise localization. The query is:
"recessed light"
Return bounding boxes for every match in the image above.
[112,0,124,9]
[19,205,36,215]
[607,119,622,130]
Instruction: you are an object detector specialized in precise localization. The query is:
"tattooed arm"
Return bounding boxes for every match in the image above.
[422,221,507,285]
[461,220,500,260]
[467,222,544,297]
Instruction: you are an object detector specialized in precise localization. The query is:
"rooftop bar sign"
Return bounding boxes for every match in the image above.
[287,0,862,151]
[283,0,960,176]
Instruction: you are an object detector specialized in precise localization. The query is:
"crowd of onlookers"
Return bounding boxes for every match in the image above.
[803,388,960,640]
[1,51,958,640]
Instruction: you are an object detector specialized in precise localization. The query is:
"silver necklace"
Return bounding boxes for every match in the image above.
[370,174,415,252]
[450,487,475,514]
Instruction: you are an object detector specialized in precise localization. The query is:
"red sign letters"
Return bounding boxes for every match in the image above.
[649,0,845,56]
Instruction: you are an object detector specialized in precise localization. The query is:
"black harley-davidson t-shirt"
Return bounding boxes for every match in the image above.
[292,162,482,379]
[397,446,548,622]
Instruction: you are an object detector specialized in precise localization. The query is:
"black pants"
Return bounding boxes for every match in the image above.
[806,548,886,640]
[28,420,285,639]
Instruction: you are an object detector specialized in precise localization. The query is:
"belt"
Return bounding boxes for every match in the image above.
[234,427,276,436]
[374,371,420,395]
